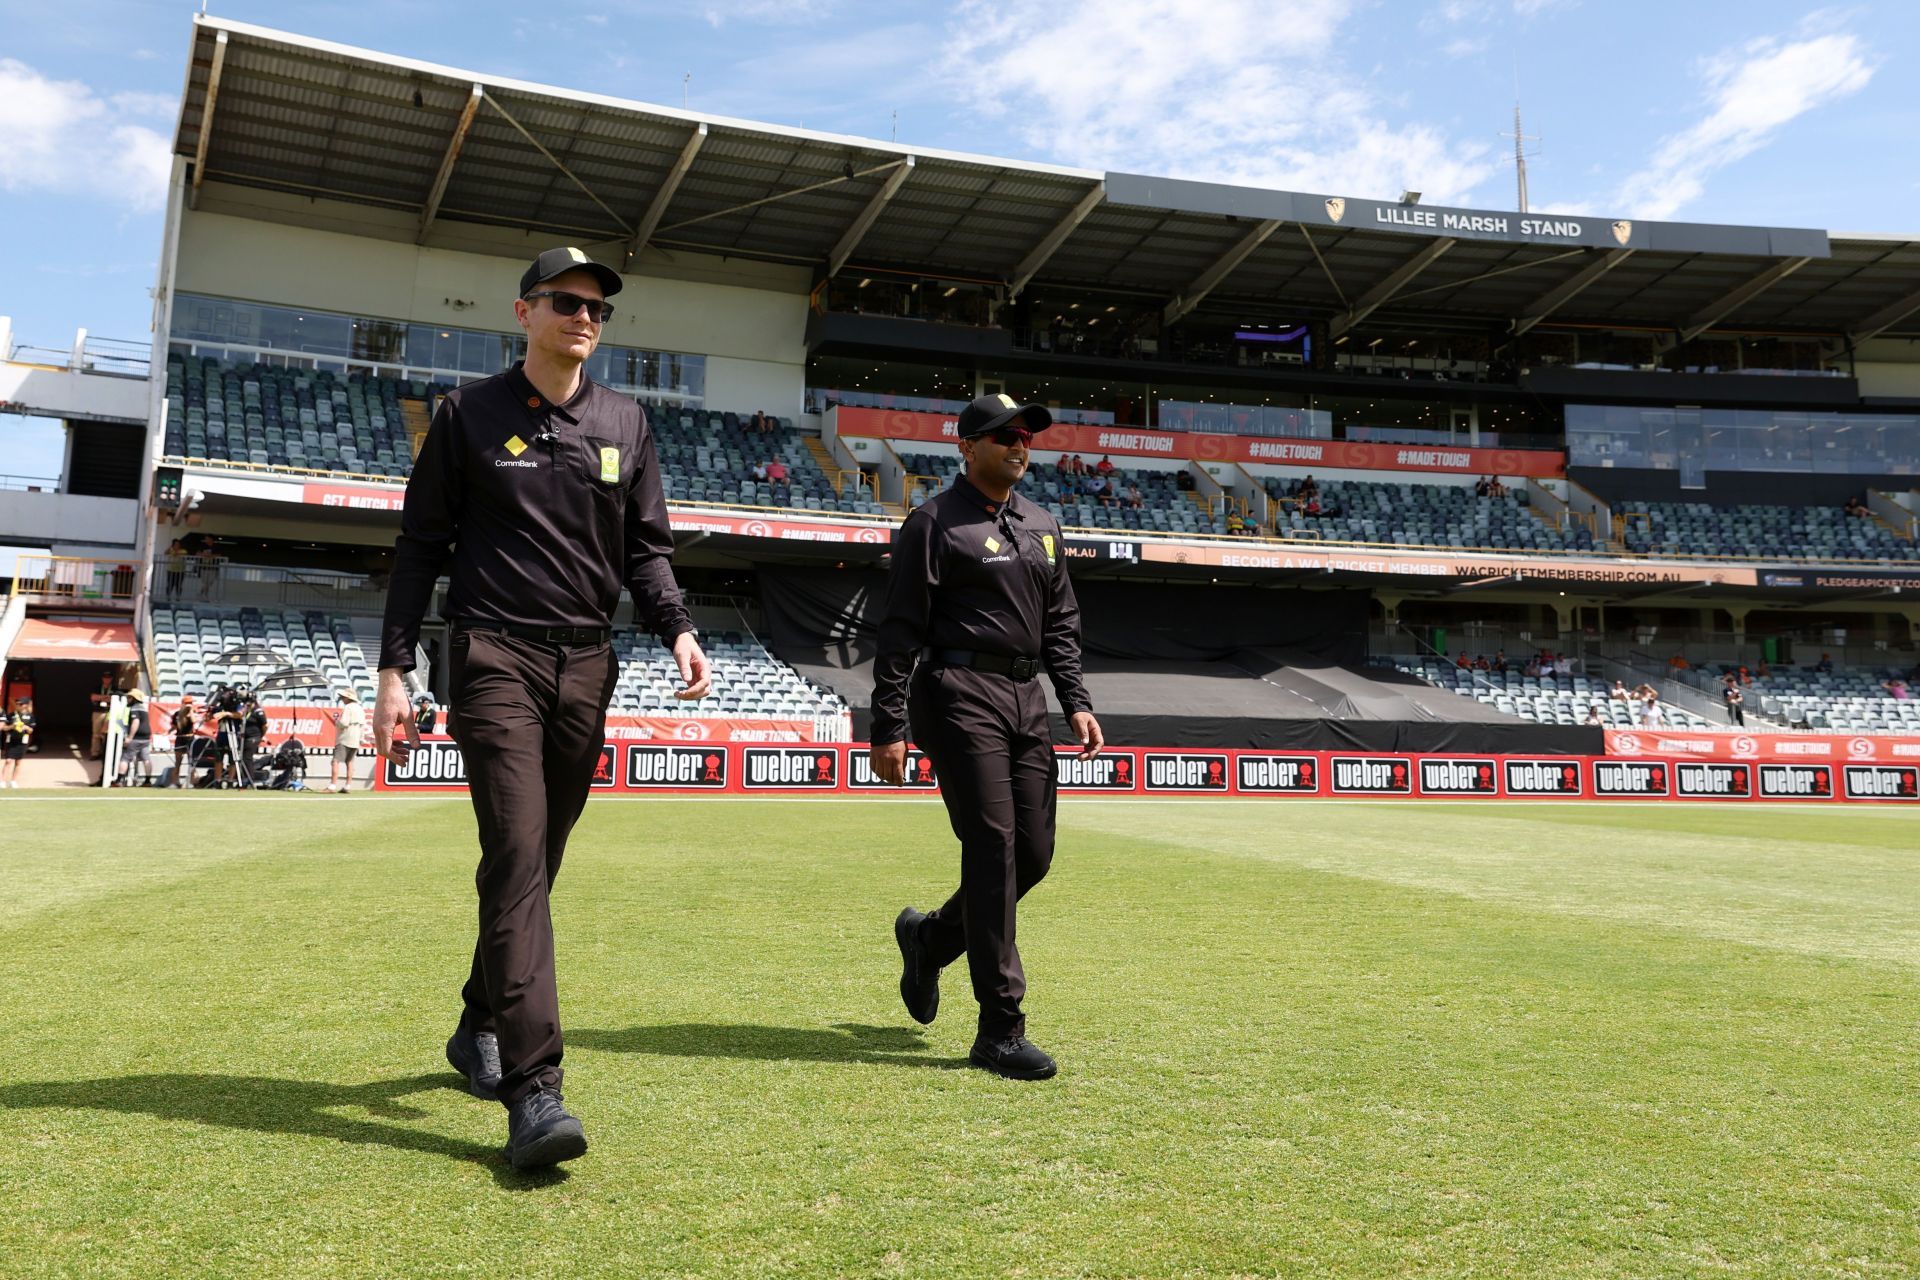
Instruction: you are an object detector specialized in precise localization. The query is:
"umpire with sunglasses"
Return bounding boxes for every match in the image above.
[870,393,1103,1080]
[376,247,711,1169]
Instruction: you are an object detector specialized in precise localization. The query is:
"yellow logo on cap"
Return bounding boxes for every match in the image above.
[996,393,1018,410]
[1042,534,1055,562]
[566,247,588,263]
[600,446,620,482]
[984,535,1002,553]
[505,435,528,456]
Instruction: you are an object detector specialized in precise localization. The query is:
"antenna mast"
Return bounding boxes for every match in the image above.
[1500,103,1541,213]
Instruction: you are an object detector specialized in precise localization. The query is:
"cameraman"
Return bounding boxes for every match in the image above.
[206,683,246,788]
[169,695,200,788]
[238,686,267,786]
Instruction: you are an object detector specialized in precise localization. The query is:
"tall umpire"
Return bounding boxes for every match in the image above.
[870,393,1103,1080]
[376,247,711,1169]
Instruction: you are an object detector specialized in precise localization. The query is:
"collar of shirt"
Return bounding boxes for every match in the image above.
[504,361,592,424]
[952,474,1029,522]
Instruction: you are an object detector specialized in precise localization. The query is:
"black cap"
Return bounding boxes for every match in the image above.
[955,393,1053,439]
[519,247,623,299]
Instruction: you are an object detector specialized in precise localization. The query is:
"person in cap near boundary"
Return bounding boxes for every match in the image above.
[870,392,1103,1080]
[2,697,35,789]
[169,695,198,788]
[376,246,710,1170]
[113,689,153,787]
[327,688,367,794]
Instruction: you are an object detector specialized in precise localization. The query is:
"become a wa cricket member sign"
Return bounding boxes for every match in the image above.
[1142,751,1230,793]
[1503,759,1584,796]
[742,746,839,790]
[626,744,728,789]
[1236,754,1319,794]
[1330,756,1412,795]
[1417,757,1497,795]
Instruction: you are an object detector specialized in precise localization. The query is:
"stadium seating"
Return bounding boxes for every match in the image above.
[655,411,887,517]
[150,606,846,722]
[1720,665,1920,733]
[163,355,428,479]
[1396,659,1717,729]
[611,630,847,720]
[1617,501,1918,562]
[151,605,378,704]
[1271,478,1597,552]
[900,454,1230,536]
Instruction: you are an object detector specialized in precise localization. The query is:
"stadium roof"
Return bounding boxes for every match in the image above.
[173,16,1920,344]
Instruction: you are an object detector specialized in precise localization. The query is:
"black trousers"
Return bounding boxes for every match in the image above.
[449,627,617,1105]
[908,664,1057,1037]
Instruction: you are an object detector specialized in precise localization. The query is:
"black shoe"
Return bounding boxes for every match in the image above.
[969,1031,1058,1081]
[445,1027,503,1101]
[895,907,939,1025]
[505,1085,588,1171]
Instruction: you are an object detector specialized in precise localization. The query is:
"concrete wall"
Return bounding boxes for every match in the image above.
[0,491,139,549]
[171,202,812,417]
[0,363,149,425]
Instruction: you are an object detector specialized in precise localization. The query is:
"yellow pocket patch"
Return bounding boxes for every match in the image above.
[600,446,620,482]
[505,435,528,457]
[984,535,1002,553]
[1042,534,1056,561]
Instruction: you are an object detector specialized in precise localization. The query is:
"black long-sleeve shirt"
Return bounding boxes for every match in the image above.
[380,363,692,671]
[870,475,1092,745]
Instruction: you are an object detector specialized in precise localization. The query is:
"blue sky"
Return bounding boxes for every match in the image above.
[1,0,1915,475]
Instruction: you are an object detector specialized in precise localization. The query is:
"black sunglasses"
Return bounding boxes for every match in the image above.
[523,290,615,323]
[978,426,1034,448]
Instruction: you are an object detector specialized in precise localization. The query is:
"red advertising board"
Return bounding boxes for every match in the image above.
[301,483,407,511]
[374,741,1916,803]
[1603,729,1920,764]
[147,701,821,748]
[835,407,1566,478]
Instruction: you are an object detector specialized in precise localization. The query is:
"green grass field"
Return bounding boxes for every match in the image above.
[3,795,1917,1279]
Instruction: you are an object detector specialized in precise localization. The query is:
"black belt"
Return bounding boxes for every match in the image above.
[458,621,612,646]
[925,647,1041,680]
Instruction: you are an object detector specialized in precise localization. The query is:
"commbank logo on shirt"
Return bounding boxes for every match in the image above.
[505,435,528,456]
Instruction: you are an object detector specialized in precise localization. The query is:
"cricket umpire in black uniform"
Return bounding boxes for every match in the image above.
[870,393,1102,1080]
[376,247,711,1169]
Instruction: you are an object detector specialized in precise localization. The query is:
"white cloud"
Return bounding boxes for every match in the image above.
[0,59,172,212]
[1613,29,1873,219]
[946,0,1496,203]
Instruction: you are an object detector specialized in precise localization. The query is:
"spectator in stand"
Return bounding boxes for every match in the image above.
[1885,676,1911,700]
[327,688,367,793]
[1737,664,1752,685]
[1489,477,1508,498]
[1123,483,1144,510]
[1,697,33,788]
[1225,510,1246,536]
[1584,705,1604,726]
[1523,655,1541,678]
[765,458,787,485]
[1298,474,1318,502]
[164,538,187,598]
[415,694,439,734]
[1095,455,1115,477]
[1084,473,1109,504]
[1639,689,1664,727]
[1668,652,1690,672]
[196,541,219,600]
[752,460,770,482]
[1842,495,1866,517]
[1492,649,1508,674]
[1175,469,1196,492]
[1816,653,1834,674]
[1067,454,1086,476]
[170,695,199,788]
[1722,676,1746,726]
[1472,654,1490,671]
[113,690,154,787]
[1455,651,1470,669]
[1303,496,1322,517]
[1609,680,1632,703]
[1475,476,1492,498]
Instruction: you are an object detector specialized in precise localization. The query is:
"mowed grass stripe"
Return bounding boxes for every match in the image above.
[1,799,1914,1278]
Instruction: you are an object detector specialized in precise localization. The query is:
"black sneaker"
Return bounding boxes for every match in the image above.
[969,1031,1058,1081]
[505,1085,588,1170]
[445,1027,503,1101]
[895,907,939,1025]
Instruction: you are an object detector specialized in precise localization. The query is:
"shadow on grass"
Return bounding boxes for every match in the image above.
[571,1022,964,1069]
[0,1070,567,1189]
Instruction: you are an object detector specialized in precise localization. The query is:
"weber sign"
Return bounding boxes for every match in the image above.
[1056,752,1136,791]
[625,744,728,789]
[1142,752,1230,793]
[1674,762,1750,798]
[1417,758,1497,795]
[1503,759,1583,796]
[742,747,839,789]
[1330,756,1412,794]
[382,740,468,787]
[1757,764,1832,798]
[1842,764,1920,801]
[1591,760,1670,797]
[849,749,939,789]
[1236,754,1319,793]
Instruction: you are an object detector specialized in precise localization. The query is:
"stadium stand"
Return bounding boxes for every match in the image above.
[1394,658,1717,729]
[1269,478,1597,552]
[164,355,427,478]
[1617,500,1918,562]
[900,453,1230,535]
[1700,665,1920,732]
[654,410,886,516]
[612,630,848,720]
[151,606,846,721]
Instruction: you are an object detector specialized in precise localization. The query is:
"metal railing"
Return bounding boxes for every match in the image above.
[0,474,60,492]
[8,555,139,605]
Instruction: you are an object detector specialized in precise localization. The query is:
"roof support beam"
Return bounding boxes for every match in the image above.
[827,157,914,277]
[188,30,229,211]
[1328,237,1457,339]
[417,83,483,244]
[1847,286,1920,345]
[1009,182,1104,299]
[480,91,634,237]
[1162,219,1283,327]
[1658,256,1812,349]
[1510,248,1634,338]
[624,122,707,267]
